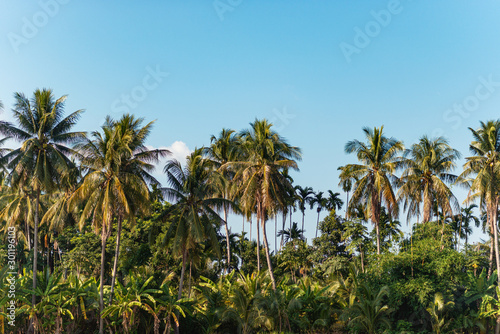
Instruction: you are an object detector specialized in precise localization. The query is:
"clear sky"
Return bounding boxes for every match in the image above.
[1,0,500,249]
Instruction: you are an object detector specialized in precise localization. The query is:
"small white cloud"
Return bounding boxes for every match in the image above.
[164,141,191,165]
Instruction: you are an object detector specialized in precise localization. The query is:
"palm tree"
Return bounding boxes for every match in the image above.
[207,128,241,273]
[325,190,343,212]
[310,191,327,239]
[457,204,480,248]
[295,185,314,233]
[277,222,305,244]
[398,136,460,224]
[461,121,500,290]
[340,126,403,255]
[162,148,225,300]
[70,115,167,333]
[232,119,301,289]
[338,173,353,218]
[0,89,85,309]
[350,284,391,334]
[107,115,169,304]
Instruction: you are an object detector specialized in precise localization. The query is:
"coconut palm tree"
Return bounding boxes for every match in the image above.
[161,148,226,300]
[207,128,241,273]
[0,89,85,309]
[107,115,169,304]
[461,121,500,291]
[232,119,301,289]
[70,115,167,334]
[295,185,314,233]
[310,191,327,239]
[398,136,460,224]
[340,126,403,255]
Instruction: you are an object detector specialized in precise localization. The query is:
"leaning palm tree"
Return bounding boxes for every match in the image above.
[231,119,301,289]
[339,126,403,255]
[0,89,85,309]
[295,185,314,232]
[460,121,500,304]
[398,136,460,224]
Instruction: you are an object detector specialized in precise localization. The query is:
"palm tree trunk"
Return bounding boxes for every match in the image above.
[345,191,349,219]
[301,212,305,233]
[375,221,381,255]
[315,211,320,238]
[256,215,261,272]
[280,211,286,250]
[261,215,276,290]
[249,217,252,242]
[110,217,122,304]
[489,214,495,279]
[32,190,40,307]
[99,229,108,334]
[491,200,500,334]
[26,220,31,251]
[275,215,277,253]
[223,205,231,273]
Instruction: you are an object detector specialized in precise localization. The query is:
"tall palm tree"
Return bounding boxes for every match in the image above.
[339,126,403,255]
[398,136,460,224]
[70,115,167,334]
[232,119,301,289]
[310,191,327,239]
[108,115,168,303]
[294,185,314,233]
[162,148,225,300]
[338,173,353,218]
[461,121,500,298]
[207,128,241,273]
[0,89,85,309]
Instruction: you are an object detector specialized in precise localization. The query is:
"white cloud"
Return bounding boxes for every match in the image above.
[164,141,191,165]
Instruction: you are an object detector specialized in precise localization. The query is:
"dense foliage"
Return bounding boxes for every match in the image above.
[1,90,500,333]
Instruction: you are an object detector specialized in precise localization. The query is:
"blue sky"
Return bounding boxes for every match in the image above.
[1,0,500,248]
